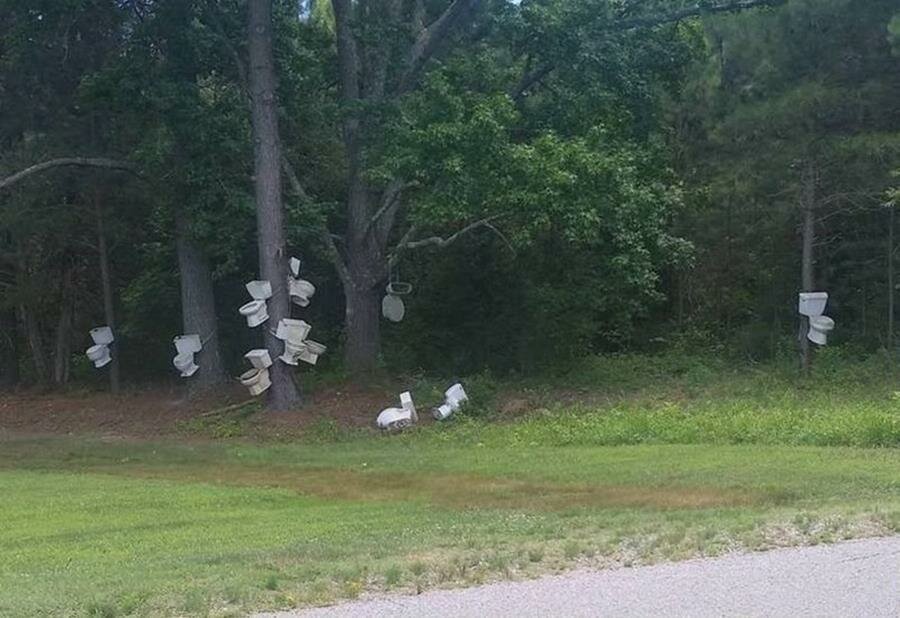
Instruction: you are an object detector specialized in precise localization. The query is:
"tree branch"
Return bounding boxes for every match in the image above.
[398,0,481,94]
[280,155,350,284]
[0,158,139,191]
[389,215,502,267]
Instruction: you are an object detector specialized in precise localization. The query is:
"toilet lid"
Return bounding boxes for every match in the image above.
[382,294,405,322]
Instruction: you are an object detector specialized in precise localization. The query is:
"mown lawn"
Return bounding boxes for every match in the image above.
[1,435,899,617]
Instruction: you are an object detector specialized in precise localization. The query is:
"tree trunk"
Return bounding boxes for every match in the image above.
[175,212,227,391]
[248,0,301,410]
[888,202,895,359]
[343,278,382,374]
[799,162,816,376]
[0,308,19,388]
[52,268,74,386]
[94,192,120,394]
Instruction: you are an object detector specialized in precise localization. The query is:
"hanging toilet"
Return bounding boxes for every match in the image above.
[173,353,199,377]
[244,348,273,370]
[798,292,835,346]
[275,318,311,342]
[808,316,835,345]
[240,367,272,396]
[239,280,272,327]
[86,343,112,368]
[86,326,114,368]
[90,326,115,346]
[382,281,412,323]
[288,277,316,307]
[297,340,326,365]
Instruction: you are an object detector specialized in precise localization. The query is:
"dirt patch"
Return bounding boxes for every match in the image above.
[0,382,411,440]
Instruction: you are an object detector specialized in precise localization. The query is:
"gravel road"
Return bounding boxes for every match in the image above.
[257,536,900,617]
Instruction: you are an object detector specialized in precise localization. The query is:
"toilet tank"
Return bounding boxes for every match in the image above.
[798,292,829,317]
[89,326,115,345]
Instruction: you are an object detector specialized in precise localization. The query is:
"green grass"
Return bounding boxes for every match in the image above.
[3,351,900,616]
[1,436,898,617]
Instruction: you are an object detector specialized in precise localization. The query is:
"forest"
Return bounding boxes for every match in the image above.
[1,0,899,405]
[3,2,900,617]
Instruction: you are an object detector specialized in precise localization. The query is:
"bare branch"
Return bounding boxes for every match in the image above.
[0,158,139,191]
[389,215,503,267]
[398,0,481,94]
[280,155,312,203]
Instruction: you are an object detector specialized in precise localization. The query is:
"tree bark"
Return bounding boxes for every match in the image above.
[343,272,383,375]
[248,0,301,410]
[0,308,18,388]
[175,212,227,391]
[52,268,74,386]
[799,162,816,376]
[888,202,895,358]
[94,192,120,394]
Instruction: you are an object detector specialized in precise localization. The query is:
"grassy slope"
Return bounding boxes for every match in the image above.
[2,352,900,617]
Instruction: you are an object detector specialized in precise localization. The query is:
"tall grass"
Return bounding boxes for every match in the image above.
[420,348,900,448]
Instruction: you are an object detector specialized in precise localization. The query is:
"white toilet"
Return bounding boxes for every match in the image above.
[239,280,273,328]
[275,319,312,365]
[86,326,114,368]
[382,282,413,323]
[244,348,273,370]
[289,257,302,278]
[288,277,316,307]
[86,344,112,368]
[240,367,271,396]
[798,292,835,346]
[173,353,199,377]
[297,340,326,365]
[172,334,202,378]
[433,383,468,420]
[808,316,835,345]
[377,391,418,429]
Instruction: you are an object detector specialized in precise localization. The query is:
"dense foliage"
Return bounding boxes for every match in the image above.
[1,0,898,390]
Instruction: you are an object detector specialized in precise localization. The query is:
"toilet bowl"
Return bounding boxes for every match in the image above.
[808,316,835,346]
[90,326,114,346]
[288,278,316,307]
[377,406,413,430]
[173,334,202,355]
[280,339,307,366]
[86,344,112,368]
[297,340,326,365]
[173,352,199,377]
[240,367,271,396]
[433,383,469,420]
[244,349,273,370]
[239,300,269,327]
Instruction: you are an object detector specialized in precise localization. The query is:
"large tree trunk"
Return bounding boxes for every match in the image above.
[343,276,383,374]
[248,0,301,410]
[94,192,121,394]
[888,201,895,358]
[799,162,816,376]
[0,308,19,388]
[175,213,227,391]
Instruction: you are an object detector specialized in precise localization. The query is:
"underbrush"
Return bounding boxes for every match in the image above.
[406,348,900,448]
